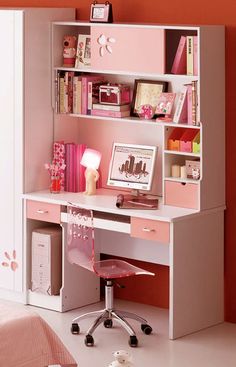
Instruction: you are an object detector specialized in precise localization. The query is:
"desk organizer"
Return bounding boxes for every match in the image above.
[179,129,199,153]
[192,131,200,153]
[167,127,186,151]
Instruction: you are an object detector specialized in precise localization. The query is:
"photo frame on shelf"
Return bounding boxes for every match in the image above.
[131,79,168,118]
[75,34,91,68]
[90,1,113,23]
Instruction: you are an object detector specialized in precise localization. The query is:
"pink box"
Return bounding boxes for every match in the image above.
[99,84,130,105]
[180,129,199,152]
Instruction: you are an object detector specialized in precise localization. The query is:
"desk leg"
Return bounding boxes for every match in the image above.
[169,210,224,339]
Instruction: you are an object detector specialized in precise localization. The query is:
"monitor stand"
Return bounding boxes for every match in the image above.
[116,190,158,210]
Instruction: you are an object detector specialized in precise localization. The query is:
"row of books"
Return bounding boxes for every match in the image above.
[55,71,105,115]
[172,81,198,125]
[64,143,86,192]
[55,72,131,118]
[171,35,198,76]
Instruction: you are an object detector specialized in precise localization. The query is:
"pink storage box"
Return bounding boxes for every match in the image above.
[180,128,199,153]
[99,84,130,105]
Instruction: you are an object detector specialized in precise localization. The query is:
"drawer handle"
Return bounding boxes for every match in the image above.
[36,209,49,214]
[142,227,156,233]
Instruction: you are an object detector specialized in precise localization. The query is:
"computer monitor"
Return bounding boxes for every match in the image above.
[107,143,157,192]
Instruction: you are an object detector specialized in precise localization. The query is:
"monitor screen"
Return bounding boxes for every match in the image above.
[107,143,157,191]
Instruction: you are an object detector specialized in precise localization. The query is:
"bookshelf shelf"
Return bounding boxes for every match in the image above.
[164,176,200,184]
[164,150,200,157]
[54,66,199,80]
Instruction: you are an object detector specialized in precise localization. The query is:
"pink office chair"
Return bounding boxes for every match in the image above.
[67,205,154,347]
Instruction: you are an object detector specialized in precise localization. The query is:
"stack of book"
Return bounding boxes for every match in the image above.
[171,35,198,76]
[91,103,131,118]
[173,81,199,125]
[64,143,86,192]
[55,72,105,115]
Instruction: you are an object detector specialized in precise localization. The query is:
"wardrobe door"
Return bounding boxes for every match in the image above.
[0,10,23,291]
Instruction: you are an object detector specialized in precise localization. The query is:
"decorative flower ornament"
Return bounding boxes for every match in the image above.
[2,250,18,271]
[138,104,154,120]
[97,34,116,57]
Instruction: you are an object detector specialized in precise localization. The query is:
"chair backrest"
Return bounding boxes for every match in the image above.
[67,205,95,272]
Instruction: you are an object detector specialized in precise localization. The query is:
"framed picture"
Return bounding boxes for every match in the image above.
[90,1,113,23]
[75,34,91,68]
[131,79,168,117]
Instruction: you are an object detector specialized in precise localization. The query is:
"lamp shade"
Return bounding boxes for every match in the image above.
[80,148,101,170]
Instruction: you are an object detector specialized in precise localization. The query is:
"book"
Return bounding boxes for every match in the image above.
[186,36,194,76]
[91,109,131,118]
[186,84,193,125]
[116,194,158,209]
[68,71,75,113]
[75,34,91,68]
[87,78,105,114]
[171,36,187,74]
[173,86,188,123]
[81,75,104,115]
[59,72,66,113]
[73,76,82,114]
[193,36,198,76]
[92,103,130,112]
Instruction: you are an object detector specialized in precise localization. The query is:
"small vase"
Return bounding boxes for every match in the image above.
[50,176,61,193]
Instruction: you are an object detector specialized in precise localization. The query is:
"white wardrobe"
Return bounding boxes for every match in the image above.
[0,8,74,302]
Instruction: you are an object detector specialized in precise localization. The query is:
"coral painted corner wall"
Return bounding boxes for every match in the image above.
[0,0,235,322]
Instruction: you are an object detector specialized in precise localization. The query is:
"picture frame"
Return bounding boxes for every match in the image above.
[90,1,113,23]
[131,79,168,118]
[75,34,91,68]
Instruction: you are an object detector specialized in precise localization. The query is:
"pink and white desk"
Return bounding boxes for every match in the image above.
[24,188,224,340]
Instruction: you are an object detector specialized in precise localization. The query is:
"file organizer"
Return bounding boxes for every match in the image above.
[179,129,199,152]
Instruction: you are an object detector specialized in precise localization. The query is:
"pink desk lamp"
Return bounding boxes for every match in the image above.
[80,148,102,195]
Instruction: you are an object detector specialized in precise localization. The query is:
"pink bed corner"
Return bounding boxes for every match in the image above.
[0,301,77,367]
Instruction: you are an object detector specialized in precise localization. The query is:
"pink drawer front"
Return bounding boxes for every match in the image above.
[164,181,199,209]
[131,217,170,243]
[91,26,165,74]
[26,200,61,224]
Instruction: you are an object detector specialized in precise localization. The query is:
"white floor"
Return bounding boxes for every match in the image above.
[25,299,236,367]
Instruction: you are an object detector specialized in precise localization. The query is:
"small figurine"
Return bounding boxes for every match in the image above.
[108,350,134,367]
[63,35,77,67]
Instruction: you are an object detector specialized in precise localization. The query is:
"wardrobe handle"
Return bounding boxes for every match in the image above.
[142,227,155,233]
[36,209,49,214]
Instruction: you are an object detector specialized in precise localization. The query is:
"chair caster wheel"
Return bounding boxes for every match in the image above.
[85,334,94,347]
[104,319,113,328]
[141,324,152,335]
[129,335,138,347]
[71,323,80,334]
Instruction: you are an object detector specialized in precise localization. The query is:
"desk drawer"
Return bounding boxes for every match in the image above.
[131,217,170,243]
[26,200,61,224]
[164,181,199,209]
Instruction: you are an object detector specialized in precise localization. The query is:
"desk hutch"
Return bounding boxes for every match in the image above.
[0,8,225,340]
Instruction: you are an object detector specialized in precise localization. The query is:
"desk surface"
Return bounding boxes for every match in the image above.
[23,188,202,222]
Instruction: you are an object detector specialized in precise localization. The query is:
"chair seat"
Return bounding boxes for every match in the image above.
[93,259,154,279]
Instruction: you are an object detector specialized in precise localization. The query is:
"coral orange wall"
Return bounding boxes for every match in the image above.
[1,0,235,321]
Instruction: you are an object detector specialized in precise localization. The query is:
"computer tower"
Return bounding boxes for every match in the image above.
[31,226,62,295]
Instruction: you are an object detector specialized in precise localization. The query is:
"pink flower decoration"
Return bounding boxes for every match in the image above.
[1,250,18,272]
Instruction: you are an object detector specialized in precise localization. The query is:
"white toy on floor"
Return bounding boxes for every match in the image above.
[108,350,134,367]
